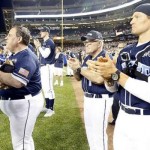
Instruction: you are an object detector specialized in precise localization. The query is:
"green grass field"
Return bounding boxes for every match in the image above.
[0,77,89,150]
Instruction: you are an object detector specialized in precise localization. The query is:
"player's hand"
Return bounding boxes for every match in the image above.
[97,56,108,62]
[87,54,117,79]
[33,39,41,48]
[86,55,108,71]
[68,58,80,71]
[86,60,96,71]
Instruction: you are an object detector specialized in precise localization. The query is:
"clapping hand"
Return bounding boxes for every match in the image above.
[33,39,41,49]
[68,58,80,71]
[86,54,117,79]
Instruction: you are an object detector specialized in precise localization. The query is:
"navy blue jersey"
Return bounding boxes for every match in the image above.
[54,53,64,68]
[82,50,113,95]
[28,43,36,54]
[116,42,150,109]
[0,48,41,98]
[40,38,55,65]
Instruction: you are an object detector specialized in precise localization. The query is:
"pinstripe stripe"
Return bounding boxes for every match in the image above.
[48,65,51,90]
[48,64,55,98]
[23,100,30,150]
[102,100,107,150]
[125,90,127,105]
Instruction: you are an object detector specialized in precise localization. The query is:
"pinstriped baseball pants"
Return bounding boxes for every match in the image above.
[114,108,150,150]
[84,95,113,150]
[0,92,44,150]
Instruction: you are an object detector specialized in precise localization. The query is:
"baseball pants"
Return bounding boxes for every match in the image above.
[54,67,63,76]
[113,108,150,150]
[0,92,44,150]
[84,95,113,150]
[40,64,55,99]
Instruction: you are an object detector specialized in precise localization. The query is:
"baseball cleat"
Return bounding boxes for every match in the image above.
[44,109,55,117]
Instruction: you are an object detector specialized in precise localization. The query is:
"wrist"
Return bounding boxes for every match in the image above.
[76,67,81,74]
[111,69,121,81]
[104,78,114,86]
[112,68,118,74]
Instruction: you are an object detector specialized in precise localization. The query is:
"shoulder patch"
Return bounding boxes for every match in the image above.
[18,68,29,77]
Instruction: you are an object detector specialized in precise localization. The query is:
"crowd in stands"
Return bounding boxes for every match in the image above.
[62,39,137,54]
[50,27,132,40]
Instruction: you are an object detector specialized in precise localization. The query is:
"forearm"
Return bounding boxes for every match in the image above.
[38,47,50,58]
[124,77,150,102]
[73,70,82,81]
[105,71,150,101]
[118,72,129,87]
[0,71,23,88]
[104,71,129,93]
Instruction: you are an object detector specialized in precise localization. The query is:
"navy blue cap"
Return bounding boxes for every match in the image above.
[39,26,50,33]
[134,3,150,16]
[81,30,103,41]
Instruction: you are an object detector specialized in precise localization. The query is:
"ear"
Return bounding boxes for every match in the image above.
[18,36,22,44]
[98,42,101,48]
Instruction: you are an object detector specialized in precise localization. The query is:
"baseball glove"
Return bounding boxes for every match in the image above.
[0,59,14,89]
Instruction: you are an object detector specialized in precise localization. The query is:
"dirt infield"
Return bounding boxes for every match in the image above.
[71,77,114,150]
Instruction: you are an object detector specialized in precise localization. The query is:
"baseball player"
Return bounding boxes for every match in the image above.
[87,3,150,150]
[34,26,55,117]
[66,50,75,77]
[0,26,44,150]
[69,30,113,150]
[54,46,64,86]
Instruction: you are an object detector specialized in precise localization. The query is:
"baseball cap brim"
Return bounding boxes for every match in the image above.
[39,26,50,33]
[81,35,96,41]
[40,29,49,32]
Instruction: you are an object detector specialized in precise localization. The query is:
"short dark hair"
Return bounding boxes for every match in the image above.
[13,26,31,46]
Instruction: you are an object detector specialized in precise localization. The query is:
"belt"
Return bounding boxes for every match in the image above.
[40,64,46,67]
[121,104,150,115]
[0,92,41,100]
[84,93,113,98]
[1,95,25,100]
